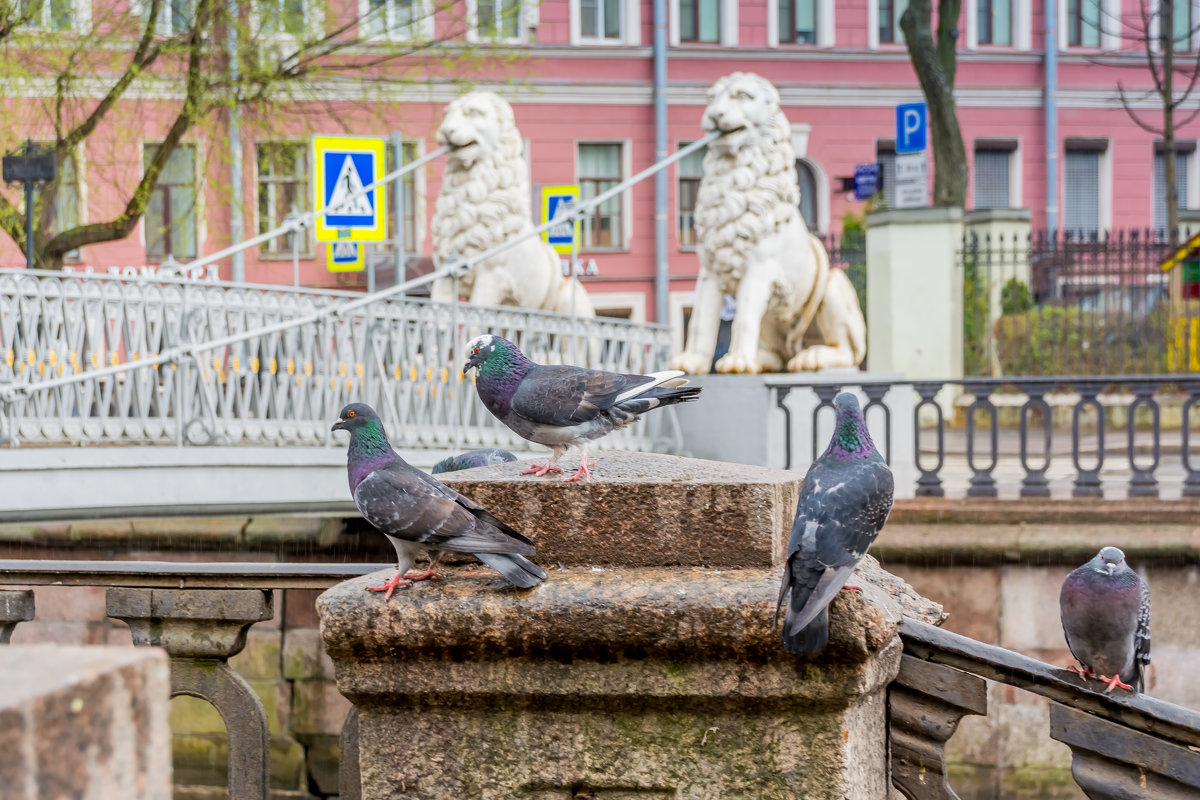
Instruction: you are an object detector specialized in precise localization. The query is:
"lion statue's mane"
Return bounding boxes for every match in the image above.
[430,91,594,318]
[671,72,867,374]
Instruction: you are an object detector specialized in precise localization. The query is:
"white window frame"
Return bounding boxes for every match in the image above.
[570,0,640,45]
[790,122,830,235]
[1062,139,1111,235]
[675,138,705,251]
[254,141,312,259]
[140,139,205,262]
[465,0,531,43]
[965,0,1031,50]
[1059,0,1120,50]
[18,0,90,32]
[358,0,435,41]
[868,0,907,49]
[575,139,632,251]
[767,0,833,47]
[1152,142,1198,228]
[590,291,647,322]
[252,0,322,40]
[972,139,1022,209]
[669,0,737,46]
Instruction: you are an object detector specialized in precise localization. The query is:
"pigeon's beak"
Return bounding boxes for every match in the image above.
[1106,562,1117,575]
[331,417,346,432]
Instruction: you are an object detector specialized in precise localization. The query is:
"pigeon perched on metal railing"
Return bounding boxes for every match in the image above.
[1060,546,1151,693]
[431,448,518,475]
[462,334,701,482]
[332,403,546,597]
[776,392,894,655]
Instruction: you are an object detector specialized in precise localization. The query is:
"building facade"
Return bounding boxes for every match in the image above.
[1,0,1195,328]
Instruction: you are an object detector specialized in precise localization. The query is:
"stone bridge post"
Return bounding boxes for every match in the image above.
[317,452,942,799]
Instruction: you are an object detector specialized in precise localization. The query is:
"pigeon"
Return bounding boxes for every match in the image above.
[462,334,701,482]
[431,448,518,475]
[776,392,894,655]
[1059,546,1151,693]
[332,402,547,597]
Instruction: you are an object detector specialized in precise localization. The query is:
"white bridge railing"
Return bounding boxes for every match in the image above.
[0,269,677,451]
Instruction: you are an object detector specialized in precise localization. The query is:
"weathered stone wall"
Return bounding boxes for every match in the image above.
[876,498,1200,800]
[0,645,172,799]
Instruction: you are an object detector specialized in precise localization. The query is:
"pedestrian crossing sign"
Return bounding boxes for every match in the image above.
[327,241,365,272]
[312,135,387,243]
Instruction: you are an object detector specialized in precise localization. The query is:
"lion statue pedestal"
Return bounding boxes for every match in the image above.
[670,73,866,375]
[430,91,595,318]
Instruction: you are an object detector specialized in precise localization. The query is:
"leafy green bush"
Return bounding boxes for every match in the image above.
[993,306,1170,375]
[1000,278,1032,315]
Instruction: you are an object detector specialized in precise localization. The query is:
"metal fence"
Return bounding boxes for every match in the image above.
[962,229,1200,377]
[0,269,678,452]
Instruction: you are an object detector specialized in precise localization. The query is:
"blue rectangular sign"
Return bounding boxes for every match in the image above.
[895,102,927,154]
[853,164,879,200]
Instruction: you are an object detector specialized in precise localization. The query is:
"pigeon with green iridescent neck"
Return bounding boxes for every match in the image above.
[462,334,701,482]
[332,403,546,597]
[431,448,518,475]
[776,392,894,655]
[1060,546,1150,693]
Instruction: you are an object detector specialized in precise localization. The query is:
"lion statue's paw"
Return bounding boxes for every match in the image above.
[715,351,763,374]
[669,351,715,375]
[787,346,855,373]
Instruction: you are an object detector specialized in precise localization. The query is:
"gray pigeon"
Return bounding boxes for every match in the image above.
[332,402,547,597]
[1060,546,1150,692]
[776,393,894,655]
[431,448,518,475]
[462,334,701,481]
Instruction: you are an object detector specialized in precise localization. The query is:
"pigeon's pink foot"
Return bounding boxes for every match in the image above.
[1067,664,1095,679]
[366,573,412,600]
[840,584,863,592]
[403,566,442,582]
[522,463,564,477]
[563,459,597,483]
[1099,674,1133,693]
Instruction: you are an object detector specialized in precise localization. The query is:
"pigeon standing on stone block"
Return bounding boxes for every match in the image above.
[462,334,701,482]
[332,403,547,598]
[1060,546,1150,693]
[431,448,518,475]
[776,393,894,655]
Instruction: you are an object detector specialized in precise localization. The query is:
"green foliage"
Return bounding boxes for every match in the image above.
[993,306,1171,376]
[1000,278,1032,315]
[839,205,869,315]
[961,257,990,376]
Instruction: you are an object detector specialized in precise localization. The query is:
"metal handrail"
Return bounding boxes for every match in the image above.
[1,132,718,402]
[0,559,391,589]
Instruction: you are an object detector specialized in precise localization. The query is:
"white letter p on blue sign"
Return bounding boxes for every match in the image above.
[895,102,927,154]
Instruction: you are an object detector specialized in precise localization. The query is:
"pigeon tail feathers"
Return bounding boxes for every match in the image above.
[782,605,829,655]
[475,552,548,588]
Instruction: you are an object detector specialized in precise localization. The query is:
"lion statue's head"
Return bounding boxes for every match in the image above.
[695,73,802,285]
[432,90,532,268]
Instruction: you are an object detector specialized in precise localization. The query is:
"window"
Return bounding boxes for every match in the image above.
[878,0,905,44]
[1064,146,1103,236]
[144,144,197,261]
[578,143,624,249]
[32,146,81,261]
[778,0,816,43]
[877,141,897,207]
[1067,0,1099,47]
[19,0,75,30]
[363,0,424,39]
[1173,0,1194,51]
[1154,147,1192,232]
[974,144,1015,209]
[680,0,719,42]
[378,140,420,253]
[161,0,193,33]
[259,0,307,36]
[256,143,309,256]
[477,0,520,38]
[977,0,1011,45]
[581,0,622,40]
[677,143,705,248]
[796,159,818,231]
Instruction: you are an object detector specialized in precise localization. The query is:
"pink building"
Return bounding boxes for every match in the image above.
[2,0,1192,330]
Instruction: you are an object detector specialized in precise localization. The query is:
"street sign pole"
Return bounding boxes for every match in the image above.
[2,140,56,270]
[390,130,405,290]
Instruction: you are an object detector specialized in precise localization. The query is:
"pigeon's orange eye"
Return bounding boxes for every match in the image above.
[473,347,480,354]
[347,410,356,418]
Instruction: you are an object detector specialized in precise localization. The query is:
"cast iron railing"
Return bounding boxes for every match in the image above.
[772,375,1200,499]
[892,618,1200,799]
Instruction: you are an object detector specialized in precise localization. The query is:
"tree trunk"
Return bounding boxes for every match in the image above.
[900,0,968,208]
[1164,0,1178,241]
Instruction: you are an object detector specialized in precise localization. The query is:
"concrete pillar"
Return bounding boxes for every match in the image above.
[865,207,964,382]
[318,453,945,799]
[965,208,1033,376]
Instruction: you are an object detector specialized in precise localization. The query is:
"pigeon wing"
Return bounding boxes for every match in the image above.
[354,464,534,556]
[1134,576,1151,689]
[413,468,536,547]
[510,365,653,426]
[778,460,895,634]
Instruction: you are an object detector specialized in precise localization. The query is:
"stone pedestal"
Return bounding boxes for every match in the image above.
[318,455,942,799]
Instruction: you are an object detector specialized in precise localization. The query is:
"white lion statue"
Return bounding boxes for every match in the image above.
[430,91,594,318]
[670,73,866,374]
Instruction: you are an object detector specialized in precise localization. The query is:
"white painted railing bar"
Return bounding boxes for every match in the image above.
[0,132,719,402]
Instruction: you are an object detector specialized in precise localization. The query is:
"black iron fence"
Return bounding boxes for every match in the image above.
[962,229,1200,377]
[823,232,867,313]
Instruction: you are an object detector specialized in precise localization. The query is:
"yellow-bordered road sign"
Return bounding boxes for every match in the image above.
[312,135,387,243]
[541,184,580,255]
[326,241,365,272]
